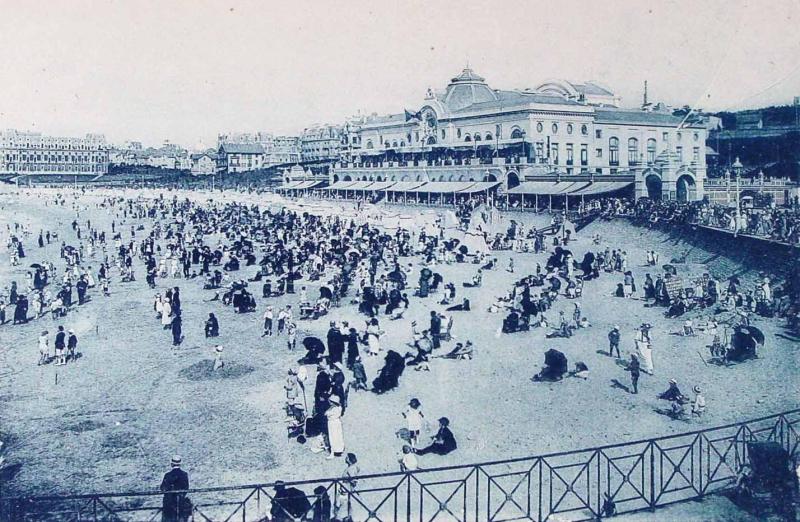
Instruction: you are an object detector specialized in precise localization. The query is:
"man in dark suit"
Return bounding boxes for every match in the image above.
[326,322,344,365]
[429,311,442,349]
[160,456,190,522]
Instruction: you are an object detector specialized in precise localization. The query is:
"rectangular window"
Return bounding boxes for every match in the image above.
[551,143,559,164]
[566,144,574,165]
[535,142,544,159]
[692,147,700,162]
[580,144,588,165]
[662,132,669,141]
[595,148,603,158]
[676,146,683,161]
[595,129,602,139]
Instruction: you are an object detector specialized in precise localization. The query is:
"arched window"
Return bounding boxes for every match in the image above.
[400,141,405,147]
[457,128,462,139]
[485,133,493,141]
[465,135,472,142]
[392,141,398,148]
[510,128,523,139]
[647,139,657,163]
[627,138,639,165]
[385,141,391,148]
[474,134,482,142]
[609,137,619,166]
[366,140,373,149]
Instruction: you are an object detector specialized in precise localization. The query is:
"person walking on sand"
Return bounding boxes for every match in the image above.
[635,323,654,375]
[213,345,224,371]
[626,353,640,394]
[37,330,49,365]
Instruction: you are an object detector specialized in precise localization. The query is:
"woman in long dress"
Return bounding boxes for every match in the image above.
[635,325,654,375]
[366,318,381,356]
[326,397,345,459]
[161,298,172,328]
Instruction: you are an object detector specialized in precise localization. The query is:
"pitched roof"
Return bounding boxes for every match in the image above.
[593,108,704,128]
[219,143,264,154]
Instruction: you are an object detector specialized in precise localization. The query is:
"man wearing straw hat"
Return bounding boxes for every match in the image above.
[160,455,190,522]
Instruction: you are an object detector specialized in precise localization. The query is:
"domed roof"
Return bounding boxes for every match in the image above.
[442,68,498,112]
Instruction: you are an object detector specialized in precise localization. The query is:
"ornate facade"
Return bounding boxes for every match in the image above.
[0,129,109,177]
[333,69,708,201]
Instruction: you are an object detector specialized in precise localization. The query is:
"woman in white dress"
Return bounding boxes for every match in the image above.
[635,324,654,375]
[161,298,172,328]
[326,396,345,459]
[366,318,382,356]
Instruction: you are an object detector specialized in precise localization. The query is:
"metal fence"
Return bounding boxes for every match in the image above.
[2,409,798,521]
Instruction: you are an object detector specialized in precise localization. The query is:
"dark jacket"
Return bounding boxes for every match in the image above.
[160,468,189,519]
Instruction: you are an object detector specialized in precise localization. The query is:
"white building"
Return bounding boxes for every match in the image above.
[0,129,109,176]
[333,68,708,201]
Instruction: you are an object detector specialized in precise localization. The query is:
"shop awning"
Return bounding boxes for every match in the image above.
[385,181,428,192]
[322,181,358,190]
[457,181,501,193]
[367,181,397,191]
[570,181,634,195]
[346,181,377,191]
[278,180,324,190]
[412,181,475,193]
[507,182,586,195]
[278,181,304,190]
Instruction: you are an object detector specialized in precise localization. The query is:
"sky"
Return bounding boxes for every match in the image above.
[1,0,799,148]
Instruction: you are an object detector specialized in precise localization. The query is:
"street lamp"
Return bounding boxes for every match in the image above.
[732,157,743,235]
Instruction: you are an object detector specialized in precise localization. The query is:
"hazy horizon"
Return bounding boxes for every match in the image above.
[1,0,798,148]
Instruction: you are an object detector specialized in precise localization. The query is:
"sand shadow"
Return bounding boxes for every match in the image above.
[610,379,630,393]
[65,420,105,433]
[0,463,22,483]
[179,360,255,381]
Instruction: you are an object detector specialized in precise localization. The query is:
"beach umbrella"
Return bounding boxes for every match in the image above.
[302,336,325,353]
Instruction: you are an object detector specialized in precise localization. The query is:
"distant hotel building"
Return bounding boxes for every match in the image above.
[0,129,109,177]
[300,124,342,162]
[332,68,709,201]
[216,132,301,173]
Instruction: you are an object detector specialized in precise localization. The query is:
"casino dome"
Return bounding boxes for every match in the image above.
[441,68,499,112]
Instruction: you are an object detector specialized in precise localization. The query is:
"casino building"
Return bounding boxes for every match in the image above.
[329,68,708,202]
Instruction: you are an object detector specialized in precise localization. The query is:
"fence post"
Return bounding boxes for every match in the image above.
[474,465,479,522]
[649,441,656,511]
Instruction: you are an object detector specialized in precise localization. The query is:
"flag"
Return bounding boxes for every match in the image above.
[404,109,421,122]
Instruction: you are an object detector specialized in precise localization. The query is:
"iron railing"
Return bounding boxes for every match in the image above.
[2,408,798,521]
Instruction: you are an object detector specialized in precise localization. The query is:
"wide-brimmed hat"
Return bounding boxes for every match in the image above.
[669,378,677,385]
[170,455,182,467]
[438,417,450,426]
[693,385,701,393]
